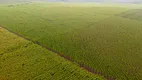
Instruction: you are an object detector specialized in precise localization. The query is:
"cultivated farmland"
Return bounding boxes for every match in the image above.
[0,2,142,80]
[0,27,104,80]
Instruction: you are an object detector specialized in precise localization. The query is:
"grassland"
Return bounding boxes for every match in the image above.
[0,27,104,80]
[0,2,142,80]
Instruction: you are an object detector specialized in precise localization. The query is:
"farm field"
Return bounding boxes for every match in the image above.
[0,27,104,80]
[0,2,142,80]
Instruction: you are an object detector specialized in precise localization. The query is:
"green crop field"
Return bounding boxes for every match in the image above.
[0,2,142,80]
[0,27,104,80]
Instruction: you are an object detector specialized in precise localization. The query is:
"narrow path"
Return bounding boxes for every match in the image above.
[0,25,115,80]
